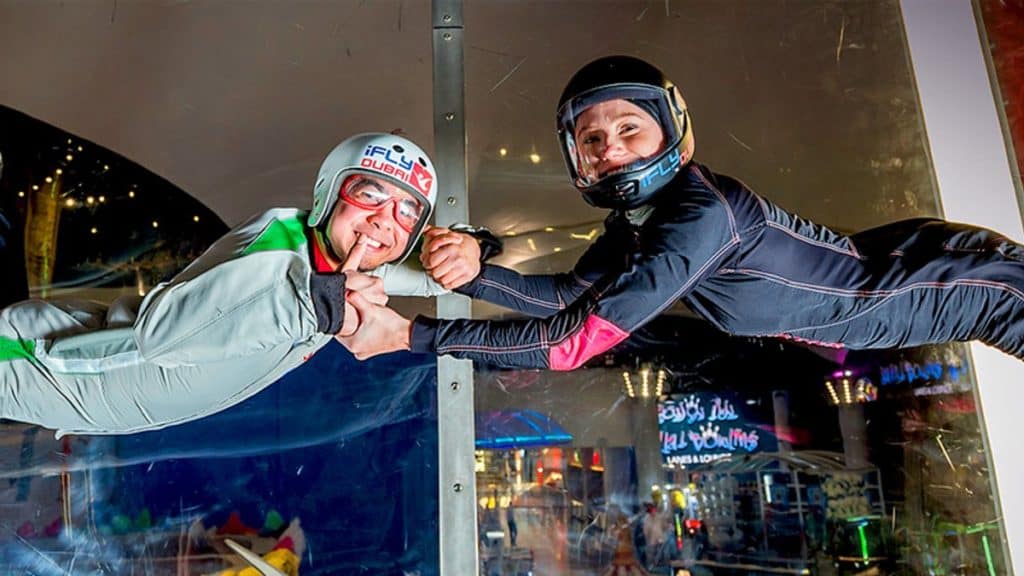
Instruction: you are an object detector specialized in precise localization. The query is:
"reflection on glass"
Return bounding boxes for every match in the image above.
[475,320,1008,575]
[0,349,439,575]
[467,1,1011,574]
[0,107,440,575]
[1,105,226,301]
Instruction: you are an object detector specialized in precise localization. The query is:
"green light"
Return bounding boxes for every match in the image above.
[982,534,996,576]
[858,523,869,560]
[845,514,880,523]
[966,520,997,535]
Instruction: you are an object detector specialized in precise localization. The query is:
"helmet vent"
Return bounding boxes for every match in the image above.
[393,144,405,153]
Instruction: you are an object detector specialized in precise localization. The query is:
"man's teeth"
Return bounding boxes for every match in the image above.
[365,238,383,248]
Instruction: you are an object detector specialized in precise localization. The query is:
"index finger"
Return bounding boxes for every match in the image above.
[342,235,367,271]
[345,287,375,312]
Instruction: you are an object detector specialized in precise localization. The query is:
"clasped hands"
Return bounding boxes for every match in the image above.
[336,225,481,359]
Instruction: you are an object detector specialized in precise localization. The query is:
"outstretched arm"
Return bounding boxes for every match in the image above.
[423,219,630,318]
[133,212,385,367]
[134,250,338,366]
[342,189,740,369]
[373,225,500,298]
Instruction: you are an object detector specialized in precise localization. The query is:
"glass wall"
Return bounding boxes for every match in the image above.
[1,2,1021,575]
[465,1,1009,574]
[0,2,440,575]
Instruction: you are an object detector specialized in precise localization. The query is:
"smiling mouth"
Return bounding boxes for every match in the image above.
[358,235,392,250]
[598,164,631,179]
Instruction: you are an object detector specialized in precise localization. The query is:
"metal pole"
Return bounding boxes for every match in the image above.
[432,1,478,574]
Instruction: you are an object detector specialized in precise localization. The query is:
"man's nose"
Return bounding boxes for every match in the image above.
[367,208,394,230]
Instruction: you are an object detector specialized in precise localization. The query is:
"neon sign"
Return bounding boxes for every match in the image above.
[658,393,776,466]
[879,360,965,386]
[877,358,970,396]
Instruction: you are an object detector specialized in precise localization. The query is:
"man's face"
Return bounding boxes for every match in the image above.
[327,175,417,270]
[573,99,666,183]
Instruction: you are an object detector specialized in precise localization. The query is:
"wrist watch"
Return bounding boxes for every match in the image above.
[449,223,503,261]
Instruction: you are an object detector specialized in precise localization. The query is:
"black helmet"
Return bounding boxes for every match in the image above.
[556,55,694,210]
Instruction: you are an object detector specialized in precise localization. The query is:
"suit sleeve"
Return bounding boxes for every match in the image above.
[410,189,740,369]
[454,224,627,318]
[374,258,449,297]
[133,251,338,367]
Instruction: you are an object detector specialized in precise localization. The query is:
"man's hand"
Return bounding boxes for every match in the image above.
[336,291,412,359]
[345,272,387,306]
[420,225,482,290]
[338,301,360,338]
[336,234,386,338]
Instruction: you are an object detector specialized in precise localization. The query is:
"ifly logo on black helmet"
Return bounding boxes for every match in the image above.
[360,145,434,199]
[639,148,682,189]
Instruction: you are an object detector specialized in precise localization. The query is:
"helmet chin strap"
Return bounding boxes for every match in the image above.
[315,225,345,268]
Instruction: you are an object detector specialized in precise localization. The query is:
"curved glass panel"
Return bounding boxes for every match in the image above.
[1,105,227,300]
[0,2,439,574]
[466,2,1010,574]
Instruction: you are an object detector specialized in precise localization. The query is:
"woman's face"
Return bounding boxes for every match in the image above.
[573,99,665,183]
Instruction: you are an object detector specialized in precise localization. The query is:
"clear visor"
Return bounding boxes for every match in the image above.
[557,85,684,188]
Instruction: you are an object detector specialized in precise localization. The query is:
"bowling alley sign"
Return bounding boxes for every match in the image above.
[658,393,777,466]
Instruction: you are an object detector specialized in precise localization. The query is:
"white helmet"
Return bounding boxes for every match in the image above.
[309,132,437,262]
